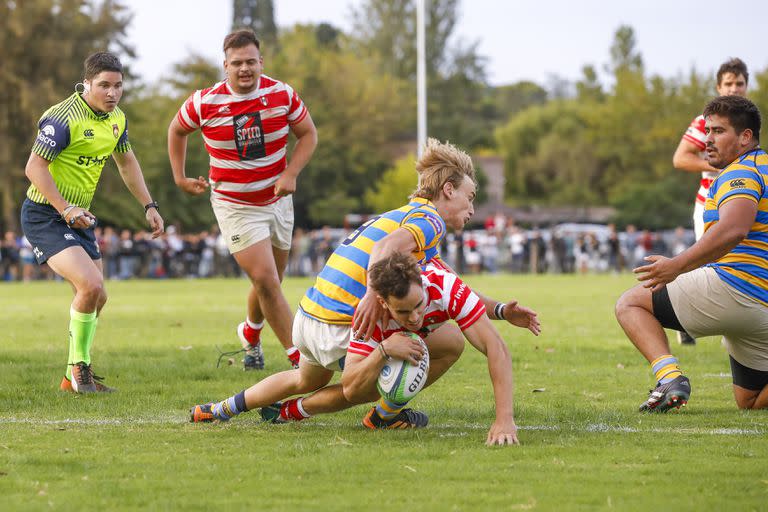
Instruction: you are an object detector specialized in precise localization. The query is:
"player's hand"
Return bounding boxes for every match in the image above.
[381,333,425,366]
[145,208,165,239]
[274,174,297,196]
[353,290,389,342]
[176,176,209,196]
[486,417,519,446]
[63,206,96,230]
[501,300,541,336]
[634,255,682,292]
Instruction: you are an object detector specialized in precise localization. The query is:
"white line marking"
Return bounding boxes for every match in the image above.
[0,418,763,435]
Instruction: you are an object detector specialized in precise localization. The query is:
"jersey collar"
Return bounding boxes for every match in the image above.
[74,92,110,121]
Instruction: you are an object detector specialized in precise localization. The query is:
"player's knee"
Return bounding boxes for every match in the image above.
[614,290,635,323]
[79,278,105,305]
[248,271,280,296]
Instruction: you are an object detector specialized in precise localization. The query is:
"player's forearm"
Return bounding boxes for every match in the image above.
[283,129,317,179]
[24,155,69,212]
[486,338,515,421]
[672,221,747,274]
[167,127,190,184]
[672,151,719,174]
[117,156,154,206]
[341,355,385,403]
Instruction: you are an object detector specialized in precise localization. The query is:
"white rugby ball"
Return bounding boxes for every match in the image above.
[377,334,430,404]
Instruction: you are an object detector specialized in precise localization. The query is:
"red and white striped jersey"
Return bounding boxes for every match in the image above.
[681,114,718,205]
[176,75,308,206]
[347,264,486,358]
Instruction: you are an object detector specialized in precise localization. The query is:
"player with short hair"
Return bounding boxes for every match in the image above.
[168,29,317,370]
[21,51,164,393]
[617,95,768,411]
[193,252,537,445]
[671,58,749,345]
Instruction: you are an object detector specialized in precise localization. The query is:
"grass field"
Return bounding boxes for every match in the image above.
[1,274,766,511]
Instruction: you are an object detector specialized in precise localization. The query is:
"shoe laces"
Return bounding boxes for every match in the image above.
[72,362,94,385]
[215,345,247,368]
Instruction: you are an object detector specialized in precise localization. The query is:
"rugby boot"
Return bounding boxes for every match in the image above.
[238,322,265,370]
[70,362,97,393]
[639,375,691,413]
[362,407,429,429]
[190,403,219,423]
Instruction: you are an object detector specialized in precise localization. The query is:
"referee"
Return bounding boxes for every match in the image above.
[21,52,164,393]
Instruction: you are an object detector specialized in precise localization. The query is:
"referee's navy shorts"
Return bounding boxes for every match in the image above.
[20,198,100,264]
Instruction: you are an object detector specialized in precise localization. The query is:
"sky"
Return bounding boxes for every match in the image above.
[126,0,768,88]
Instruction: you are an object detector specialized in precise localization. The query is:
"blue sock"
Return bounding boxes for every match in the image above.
[375,397,407,420]
[213,391,248,421]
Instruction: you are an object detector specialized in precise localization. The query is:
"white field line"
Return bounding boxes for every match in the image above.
[0,417,763,435]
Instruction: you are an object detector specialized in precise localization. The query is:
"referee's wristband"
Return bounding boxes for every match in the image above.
[493,302,506,320]
[144,201,159,213]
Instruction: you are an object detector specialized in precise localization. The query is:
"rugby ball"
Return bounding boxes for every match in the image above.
[377,334,430,404]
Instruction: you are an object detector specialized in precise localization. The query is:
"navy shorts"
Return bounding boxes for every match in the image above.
[20,199,100,264]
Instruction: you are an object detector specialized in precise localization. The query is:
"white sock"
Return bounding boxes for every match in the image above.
[246,318,264,330]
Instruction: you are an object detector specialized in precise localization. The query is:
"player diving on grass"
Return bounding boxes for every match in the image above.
[191,139,539,444]
[192,252,539,445]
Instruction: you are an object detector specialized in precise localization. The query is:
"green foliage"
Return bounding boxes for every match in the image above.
[0,0,133,231]
[232,0,277,49]
[1,276,766,509]
[364,153,419,212]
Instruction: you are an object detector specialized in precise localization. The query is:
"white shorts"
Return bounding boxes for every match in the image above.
[668,266,768,371]
[693,202,705,241]
[292,310,350,371]
[211,195,294,253]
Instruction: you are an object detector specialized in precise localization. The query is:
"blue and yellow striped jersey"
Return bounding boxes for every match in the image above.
[703,148,768,305]
[299,198,446,324]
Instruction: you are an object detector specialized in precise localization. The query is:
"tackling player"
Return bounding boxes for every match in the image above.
[193,253,539,446]
[21,52,164,393]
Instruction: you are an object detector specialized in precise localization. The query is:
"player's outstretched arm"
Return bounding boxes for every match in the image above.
[112,150,164,238]
[462,316,519,446]
[167,116,208,196]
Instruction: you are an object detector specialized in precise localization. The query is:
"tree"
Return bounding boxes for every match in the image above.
[232,0,277,50]
[0,0,133,232]
[364,153,419,212]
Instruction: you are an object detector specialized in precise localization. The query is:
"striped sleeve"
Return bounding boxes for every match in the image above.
[446,273,486,330]
[681,115,706,150]
[115,117,131,153]
[177,91,202,130]
[346,322,385,357]
[401,210,446,252]
[285,84,308,125]
[714,168,763,207]
[31,116,70,161]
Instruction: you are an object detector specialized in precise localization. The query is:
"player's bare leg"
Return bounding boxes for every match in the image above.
[423,323,465,388]
[234,239,298,367]
[733,383,768,410]
[47,247,112,393]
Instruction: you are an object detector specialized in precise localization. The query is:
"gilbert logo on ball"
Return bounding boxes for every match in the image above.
[377,333,430,404]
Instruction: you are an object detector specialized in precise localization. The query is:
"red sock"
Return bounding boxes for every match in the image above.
[286,346,300,367]
[280,397,310,421]
[242,322,262,347]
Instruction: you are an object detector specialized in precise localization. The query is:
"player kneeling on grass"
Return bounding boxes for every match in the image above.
[616,95,768,412]
[191,253,539,445]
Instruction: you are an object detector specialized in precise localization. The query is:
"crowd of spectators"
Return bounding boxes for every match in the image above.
[0,215,693,282]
